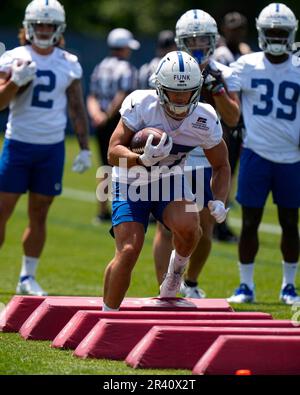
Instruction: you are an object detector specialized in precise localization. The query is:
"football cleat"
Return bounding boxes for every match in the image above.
[16,276,48,296]
[280,284,300,305]
[159,271,184,298]
[180,282,206,299]
[227,283,255,303]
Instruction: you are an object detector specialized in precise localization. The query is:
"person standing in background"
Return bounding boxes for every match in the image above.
[212,12,252,243]
[152,10,240,298]
[0,0,91,296]
[227,3,300,305]
[87,28,140,224]
[138,30,176,89]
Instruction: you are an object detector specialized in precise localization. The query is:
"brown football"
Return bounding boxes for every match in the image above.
[130,127,166,154]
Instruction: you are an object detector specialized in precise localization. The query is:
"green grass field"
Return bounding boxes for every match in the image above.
[0,136,299,375]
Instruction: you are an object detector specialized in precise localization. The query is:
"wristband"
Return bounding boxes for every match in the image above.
[212,84,226,96]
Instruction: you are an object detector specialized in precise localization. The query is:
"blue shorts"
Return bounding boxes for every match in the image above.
[111,174,194,233]
[236,147,300,208]
[0,138,65,196]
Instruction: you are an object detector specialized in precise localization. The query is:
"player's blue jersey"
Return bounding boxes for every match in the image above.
[230,52,300,163]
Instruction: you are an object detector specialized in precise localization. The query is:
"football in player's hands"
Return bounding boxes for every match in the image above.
[130,127,169,154]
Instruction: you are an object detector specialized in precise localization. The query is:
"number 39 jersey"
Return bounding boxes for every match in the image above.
[230,52,300,163]
[0,45,82,144]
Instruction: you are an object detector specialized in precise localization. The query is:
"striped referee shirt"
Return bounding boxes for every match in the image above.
[89,56,138,112]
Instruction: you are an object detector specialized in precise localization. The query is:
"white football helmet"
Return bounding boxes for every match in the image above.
[154,51,203,119]
[175,9,218,64]
[23,0,66,49]
[256,3,298,56]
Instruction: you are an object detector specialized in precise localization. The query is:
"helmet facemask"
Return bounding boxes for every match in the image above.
[24,21,65,48]
[257,26,295,56]
[176,33,216,64]
[156,83,201,120]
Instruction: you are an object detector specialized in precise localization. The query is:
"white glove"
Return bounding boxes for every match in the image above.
[208,200,230,223]
[139,133,173,167]
[10,60,36,87]
[72,150,92,173]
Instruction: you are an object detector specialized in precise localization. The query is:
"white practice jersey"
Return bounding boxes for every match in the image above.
[230,52,300,163]
[113,89,223,184]
[187,59,238,169]
[0,45,82,144]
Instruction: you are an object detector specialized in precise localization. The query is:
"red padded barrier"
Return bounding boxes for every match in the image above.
[53,310,272,350]
[192,335,300,375]
[73,318,293,360]
[19,297,232,340]
[125,326,300,369]
[0,296,46,332]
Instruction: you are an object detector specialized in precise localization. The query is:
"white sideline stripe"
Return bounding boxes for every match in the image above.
[62,187,282,235]
[229,217,281,235]
[62,187,96,203]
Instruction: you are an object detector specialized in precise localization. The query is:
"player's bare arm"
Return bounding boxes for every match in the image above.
[108,119,139,168]
[66,79,90,150]
[0,73,19,110]
[204,139,231,203]
[106,91,127,119]
[213,91,240,127]
[86,94,108,127]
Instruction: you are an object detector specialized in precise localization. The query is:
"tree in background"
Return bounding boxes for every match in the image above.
[1,0,299,41]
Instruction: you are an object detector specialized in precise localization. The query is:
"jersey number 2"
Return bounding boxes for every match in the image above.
[251,78,300,121]
[31,70,56,109]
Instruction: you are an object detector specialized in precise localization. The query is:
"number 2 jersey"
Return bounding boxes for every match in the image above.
[113,89,223,184]
[0,45,82,144]
[230,52,300,163]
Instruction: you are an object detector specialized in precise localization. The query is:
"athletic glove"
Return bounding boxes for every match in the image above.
[208,200,229,223]
[72,149,92,173]
[139,133,173,167]
[11,60,36,87]
[203,64,225,95]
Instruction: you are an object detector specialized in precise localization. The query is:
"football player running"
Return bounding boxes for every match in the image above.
[102,51,231,310]
[153,9,240,298]
[228,3,300,305]
[0,0,91,296]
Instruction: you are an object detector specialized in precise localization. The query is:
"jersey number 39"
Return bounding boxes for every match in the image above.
[252,78,300,121]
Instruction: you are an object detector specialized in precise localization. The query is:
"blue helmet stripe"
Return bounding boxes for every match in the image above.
[177,51,184,72]
[46,0,49,5]
[276,3,280,12]
[193,9,198,19]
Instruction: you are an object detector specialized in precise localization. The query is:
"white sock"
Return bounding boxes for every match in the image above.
[102,302,119,312]
[169,250,190,274]
[282,261,298,288]
[239,262,254,290]
[20,255,39,280]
